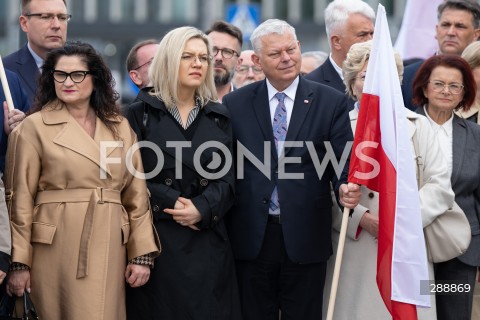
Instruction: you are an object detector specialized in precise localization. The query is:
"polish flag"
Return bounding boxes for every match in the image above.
[348,5,430,319]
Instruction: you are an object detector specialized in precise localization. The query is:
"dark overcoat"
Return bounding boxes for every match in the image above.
[124,88,241,320]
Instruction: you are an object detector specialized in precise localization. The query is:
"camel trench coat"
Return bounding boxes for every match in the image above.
[5,103,160,320]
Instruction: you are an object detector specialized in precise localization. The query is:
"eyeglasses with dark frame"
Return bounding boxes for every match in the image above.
[24,13,72,23]
[428,80,464,95]
[236,65,263,75]
[212,47,239,59]
[52,70,91,84]
[133,58,154,70]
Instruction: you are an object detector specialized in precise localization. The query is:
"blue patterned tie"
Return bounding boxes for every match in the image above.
[270,92,287,212]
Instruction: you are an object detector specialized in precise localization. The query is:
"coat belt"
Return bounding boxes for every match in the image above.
[35,188,122,279]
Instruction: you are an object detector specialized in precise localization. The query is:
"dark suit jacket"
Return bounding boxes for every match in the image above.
[0,69,28,272]
[304,58,355,110]
[3,44,40,107]
[401,60,424,111]
[417,108,480,266]
[223,77,353,264]
[0,70,29,173]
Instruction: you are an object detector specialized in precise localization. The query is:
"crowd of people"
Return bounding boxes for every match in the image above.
[0,0,479,319]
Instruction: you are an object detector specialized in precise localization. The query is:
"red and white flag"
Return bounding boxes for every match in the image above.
[348,4,430,319]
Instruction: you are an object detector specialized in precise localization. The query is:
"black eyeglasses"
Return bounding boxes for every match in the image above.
[52,70,91,83]
[24,13,72,23]
[134,58,153,70]
[212,47,239,59]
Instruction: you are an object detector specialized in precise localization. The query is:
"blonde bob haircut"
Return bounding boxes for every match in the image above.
[342,40,403,100]
[148,26,217,108]
[461,41,480,69]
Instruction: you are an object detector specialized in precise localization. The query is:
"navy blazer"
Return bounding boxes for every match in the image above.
[0,70,29,172]
[401,60,424,111]
[223,77,353,264]
[304,58,355,110]
[417,108,480,266]
[3,44,40,106]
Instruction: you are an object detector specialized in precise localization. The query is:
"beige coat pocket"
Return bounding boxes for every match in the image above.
[31,222,56,244]
[121,224,130,244]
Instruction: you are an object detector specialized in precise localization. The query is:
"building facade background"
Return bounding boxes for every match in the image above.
[0,0,407,102]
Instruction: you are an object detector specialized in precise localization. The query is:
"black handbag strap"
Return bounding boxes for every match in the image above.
[22,292,38,320]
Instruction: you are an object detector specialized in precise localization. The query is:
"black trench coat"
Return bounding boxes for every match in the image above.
[124,89,241,320]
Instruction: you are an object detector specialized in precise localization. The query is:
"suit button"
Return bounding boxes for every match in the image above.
[213,216,219,223]
[153,205,159,212]
[164,178,172,186]
[263,199,268,204]
[368,192,374,198]
[200,179,208,187]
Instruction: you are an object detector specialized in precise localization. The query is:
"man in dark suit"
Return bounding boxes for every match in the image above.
[222,19,361,320]
[304,0,375,110]
[3,0,69,106]
[402,0,480,111]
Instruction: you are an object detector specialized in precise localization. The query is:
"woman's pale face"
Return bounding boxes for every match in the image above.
[54,55,93,108]
[179,38,209,91]
[352,62,368,102]
[423,66,464,113]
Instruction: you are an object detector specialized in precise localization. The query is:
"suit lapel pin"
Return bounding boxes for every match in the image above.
[304,99,309,104]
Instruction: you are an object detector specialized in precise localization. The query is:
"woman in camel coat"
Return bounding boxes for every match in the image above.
[5,41,159,320]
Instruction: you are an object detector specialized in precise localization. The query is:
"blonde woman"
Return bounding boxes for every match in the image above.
[458,41,480,124]
[124,27,240,319]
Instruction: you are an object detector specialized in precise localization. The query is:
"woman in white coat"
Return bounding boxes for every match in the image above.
[322,40,455,320]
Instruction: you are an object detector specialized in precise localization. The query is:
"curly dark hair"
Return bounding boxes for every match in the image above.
[412,55,476,111]
[30,40,121,137]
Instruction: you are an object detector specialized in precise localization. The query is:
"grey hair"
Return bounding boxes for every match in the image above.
[301,51,328,68]
[342,40,403,100]
[461,41,480,69]
[325,0,375,46]
[438,0,480,29]
[250,19,297,53]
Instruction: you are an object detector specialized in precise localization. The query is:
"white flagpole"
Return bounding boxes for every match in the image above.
[0,55,15,111]
[326,206,350,320]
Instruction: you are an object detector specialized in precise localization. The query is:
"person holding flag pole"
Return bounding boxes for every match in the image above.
[326,5,455,320]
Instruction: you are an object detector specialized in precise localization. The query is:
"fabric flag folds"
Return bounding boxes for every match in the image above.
[348,4,430,320]
[394,0,442,60]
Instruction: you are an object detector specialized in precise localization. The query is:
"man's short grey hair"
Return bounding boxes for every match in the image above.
[301,51,328,67]
[437,0,480,29]
[250,19,297,53]
[325,0,375,42]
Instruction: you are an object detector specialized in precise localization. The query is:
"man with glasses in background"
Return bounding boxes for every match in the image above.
[206,21,243,102]
[232,49,265,89]
[126,39,159,90]
[3,0,70,106]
